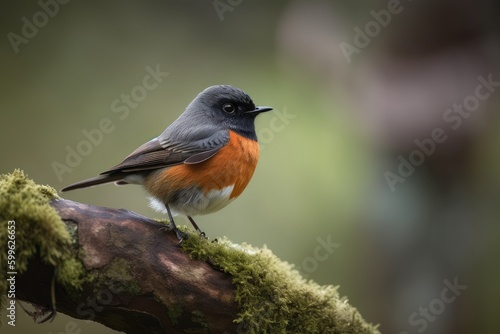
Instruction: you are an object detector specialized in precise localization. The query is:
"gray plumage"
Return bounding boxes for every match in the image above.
[61,85,271,192]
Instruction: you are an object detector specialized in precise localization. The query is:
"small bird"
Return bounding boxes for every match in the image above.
[62,85,272,238]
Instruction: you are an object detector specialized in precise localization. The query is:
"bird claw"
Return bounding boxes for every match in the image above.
[172,225,189,243]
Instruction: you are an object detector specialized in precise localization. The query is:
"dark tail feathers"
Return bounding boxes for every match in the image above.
[61,173,124,192]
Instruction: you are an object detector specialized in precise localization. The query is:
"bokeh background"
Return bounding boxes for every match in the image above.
[1,1,500,333]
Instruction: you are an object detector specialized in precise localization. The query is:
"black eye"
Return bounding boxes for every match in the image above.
[222,103,236,114]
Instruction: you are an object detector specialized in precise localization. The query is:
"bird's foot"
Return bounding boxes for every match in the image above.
[187,216,207,239]
[171,223,189,242]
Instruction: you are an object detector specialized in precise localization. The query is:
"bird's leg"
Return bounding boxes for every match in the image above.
[187,216,206,238]
[164,203,187,242]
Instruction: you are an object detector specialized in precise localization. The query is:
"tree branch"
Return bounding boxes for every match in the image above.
[35,198,237,333]
[0,170,380,334]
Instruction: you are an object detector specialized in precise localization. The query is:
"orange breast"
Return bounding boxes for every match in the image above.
[146,131,259,200]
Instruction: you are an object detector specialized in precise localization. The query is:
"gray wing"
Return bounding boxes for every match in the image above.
[61,122,229,192]
[100,129,229,174]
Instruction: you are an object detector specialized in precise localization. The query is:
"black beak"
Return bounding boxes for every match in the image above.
[246,106,273,114]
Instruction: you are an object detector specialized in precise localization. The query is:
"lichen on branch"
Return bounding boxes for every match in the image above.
[0,169,379,334]
[0,169,85,317]
[182,233,379,334]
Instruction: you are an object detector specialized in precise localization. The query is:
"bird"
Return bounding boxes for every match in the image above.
[61,85,272,239]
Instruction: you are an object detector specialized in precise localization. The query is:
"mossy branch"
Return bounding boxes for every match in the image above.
[0,170,380,334]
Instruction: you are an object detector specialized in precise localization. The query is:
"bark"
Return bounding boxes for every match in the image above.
[18,198,238,334]
[2,170,380,334]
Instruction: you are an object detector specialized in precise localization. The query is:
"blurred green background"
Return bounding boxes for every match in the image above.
[1,1,500,333]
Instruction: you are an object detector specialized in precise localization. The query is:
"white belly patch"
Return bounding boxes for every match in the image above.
[148,185,235,216]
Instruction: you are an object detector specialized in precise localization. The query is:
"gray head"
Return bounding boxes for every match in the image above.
[163,85,272,142]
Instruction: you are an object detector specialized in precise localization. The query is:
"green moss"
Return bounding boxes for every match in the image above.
[167,303,183,326]
[87,257,141,296]
[190,310,209,330]
[0,169,86,312]
[0,169,379,332]
[181,233,380,334]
